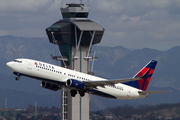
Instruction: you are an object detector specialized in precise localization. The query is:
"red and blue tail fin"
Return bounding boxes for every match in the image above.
[123,60,157,91]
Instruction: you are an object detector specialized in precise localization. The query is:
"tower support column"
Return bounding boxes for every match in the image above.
[65,46,89,120]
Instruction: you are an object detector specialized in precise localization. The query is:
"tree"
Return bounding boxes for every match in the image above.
[51,106,59,113]
[16,113,26,120]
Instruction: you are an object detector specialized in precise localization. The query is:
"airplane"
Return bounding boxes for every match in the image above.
[6,58,170,99]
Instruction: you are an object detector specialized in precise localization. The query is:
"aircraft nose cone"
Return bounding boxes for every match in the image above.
[6,62,14,70]
[6,62,10,67]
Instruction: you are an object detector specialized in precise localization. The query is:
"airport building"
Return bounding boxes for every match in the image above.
[46,3,104,120]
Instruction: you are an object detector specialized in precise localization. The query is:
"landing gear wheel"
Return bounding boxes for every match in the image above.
[70,90,77,97]
[71,93,76,97]
[15,77,20,81]
[79,91,85,97]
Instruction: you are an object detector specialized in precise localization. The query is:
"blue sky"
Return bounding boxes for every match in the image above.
[0,0,180,50]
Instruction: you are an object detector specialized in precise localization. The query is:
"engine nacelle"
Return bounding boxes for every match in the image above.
[66,79,85,90]
[41,81,60,91]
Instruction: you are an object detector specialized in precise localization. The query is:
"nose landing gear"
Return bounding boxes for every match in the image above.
[13,72,21,81]
[15,77,20,81]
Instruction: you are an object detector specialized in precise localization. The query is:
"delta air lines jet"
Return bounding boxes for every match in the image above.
[6,58,170,99]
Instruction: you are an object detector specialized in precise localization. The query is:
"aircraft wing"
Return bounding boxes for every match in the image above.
[138,91,171,95]
[83,77,143,88]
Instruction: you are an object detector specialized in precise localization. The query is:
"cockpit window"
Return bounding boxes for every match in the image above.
[13,60,22,63]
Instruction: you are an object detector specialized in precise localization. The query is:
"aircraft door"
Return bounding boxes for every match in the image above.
[127,88,131,97]
[28,60,32,70]
[14,62,16,68]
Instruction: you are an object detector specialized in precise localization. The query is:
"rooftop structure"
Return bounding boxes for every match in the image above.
[61,3,89,19]
[46,20,104,46]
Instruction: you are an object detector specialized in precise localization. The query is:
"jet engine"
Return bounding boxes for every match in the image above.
[41,81,60,91]
[66,79,85,90]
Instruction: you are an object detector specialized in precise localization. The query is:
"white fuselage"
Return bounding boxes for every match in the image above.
[6,58,147,99]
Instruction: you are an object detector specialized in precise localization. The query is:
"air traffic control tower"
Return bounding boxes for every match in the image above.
[46,3,104,120]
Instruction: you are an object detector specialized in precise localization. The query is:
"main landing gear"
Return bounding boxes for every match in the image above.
[79,91,85,97]
[70,90,85,97]
[70,90,77,97]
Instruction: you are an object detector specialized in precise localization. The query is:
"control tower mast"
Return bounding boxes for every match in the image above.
[46,3,104,120]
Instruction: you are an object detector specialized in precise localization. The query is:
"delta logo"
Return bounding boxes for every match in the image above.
[34,62,55,69]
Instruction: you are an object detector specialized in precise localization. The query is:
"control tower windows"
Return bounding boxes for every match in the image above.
[62,12,88,18]
[47,25,61,32]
